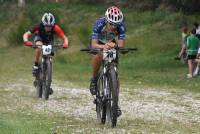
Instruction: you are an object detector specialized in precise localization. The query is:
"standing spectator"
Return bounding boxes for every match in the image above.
[194,22,200,39]
[193,48,200,76]
[178,26,189,60]
[186,28,199,78]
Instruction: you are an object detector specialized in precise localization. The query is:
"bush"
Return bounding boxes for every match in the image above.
[8,15,31,46]
[66,0,200,13]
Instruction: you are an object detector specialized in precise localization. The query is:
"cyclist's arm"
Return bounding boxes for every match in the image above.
[117,22,126,48]
[91,19,109,49]
[117,40,125,48]
[23,24,40,42]
[62,35,69,48]
[91,39,105,49]
[23,31,32,42]
[54,24,69,47]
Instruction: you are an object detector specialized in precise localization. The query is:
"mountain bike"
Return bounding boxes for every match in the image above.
[81,47,137,127]
[29,43,62,100]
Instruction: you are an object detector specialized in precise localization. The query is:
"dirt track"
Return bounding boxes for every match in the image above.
[1,80,200,133]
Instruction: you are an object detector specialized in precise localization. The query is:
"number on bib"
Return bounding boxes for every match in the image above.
[42,45,52,55]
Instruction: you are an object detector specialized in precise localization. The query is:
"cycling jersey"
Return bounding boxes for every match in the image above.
[30,23,65,44]
[91,17,126,44]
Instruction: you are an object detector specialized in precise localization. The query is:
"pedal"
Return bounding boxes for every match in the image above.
[49,88,53,95]
[93,98,97,104]
[117,107,122,117]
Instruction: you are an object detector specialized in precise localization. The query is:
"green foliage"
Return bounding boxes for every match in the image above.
[1,0,200,13]
[8,13,31,46]
[77,25,91,46]
[1,3,200,134]
[1,2,200,91]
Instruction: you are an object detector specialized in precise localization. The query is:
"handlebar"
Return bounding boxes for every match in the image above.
[80,47,138,54]
[31,44,63,50]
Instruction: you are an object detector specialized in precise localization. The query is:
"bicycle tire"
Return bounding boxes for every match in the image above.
[96,75,107,124]
[43,59,52,100]
[41,61,46,99]
[108,65,119,127]
[36,66,42,98]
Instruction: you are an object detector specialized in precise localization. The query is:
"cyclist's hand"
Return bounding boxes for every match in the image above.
[103,44,110,49]
[62,43,68,49]
[106,42,116,48]
[24,41,33,46]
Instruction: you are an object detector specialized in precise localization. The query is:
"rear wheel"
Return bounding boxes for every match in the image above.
[108,66,119,127]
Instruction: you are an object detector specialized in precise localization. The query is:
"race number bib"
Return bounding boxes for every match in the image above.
[42,45,52,55]
[103,49,117,62]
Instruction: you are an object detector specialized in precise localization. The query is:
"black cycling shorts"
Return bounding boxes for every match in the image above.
[187,55,196,60]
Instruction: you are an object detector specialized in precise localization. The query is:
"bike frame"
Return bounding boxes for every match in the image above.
[98,49,118,103]
[32,43,62,99]
[81,47,137,127]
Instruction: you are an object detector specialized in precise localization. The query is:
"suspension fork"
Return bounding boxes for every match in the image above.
[102,64,107,96]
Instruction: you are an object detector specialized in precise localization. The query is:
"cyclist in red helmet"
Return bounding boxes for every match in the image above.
[90,6,125,95]
[23,13,69,93]
[89,6,126,116]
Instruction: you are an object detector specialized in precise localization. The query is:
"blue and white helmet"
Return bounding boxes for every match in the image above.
[42,13,55,26]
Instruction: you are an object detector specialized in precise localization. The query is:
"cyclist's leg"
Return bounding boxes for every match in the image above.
[90,54,102,95]
[34,35,43,64]
[92,54,102,78]
[34,42,43,63]
[32,36,43,76]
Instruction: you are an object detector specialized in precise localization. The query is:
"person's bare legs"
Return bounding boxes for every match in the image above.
[34,41,43,64]
[91,54,102,78]
[188,59,194,78]
[90,54,102,95]
[32,41,43,78]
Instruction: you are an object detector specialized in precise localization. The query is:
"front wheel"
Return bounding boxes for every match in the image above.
[36,67,42,98]
[108,66,119,128]
[43,59,52,100]
[96,75,107,124]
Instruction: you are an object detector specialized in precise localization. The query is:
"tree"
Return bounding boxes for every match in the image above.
[18,0,25,7]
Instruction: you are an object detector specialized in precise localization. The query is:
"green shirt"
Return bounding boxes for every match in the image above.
[187,34,199,55]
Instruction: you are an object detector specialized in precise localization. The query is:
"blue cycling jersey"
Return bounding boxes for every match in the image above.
[91,17,126,44]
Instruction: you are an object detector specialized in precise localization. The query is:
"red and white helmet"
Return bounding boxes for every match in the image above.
[105,6,123,24]
[42,13,55,26]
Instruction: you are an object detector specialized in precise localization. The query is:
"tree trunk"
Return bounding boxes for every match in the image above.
[18,0,25,7]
